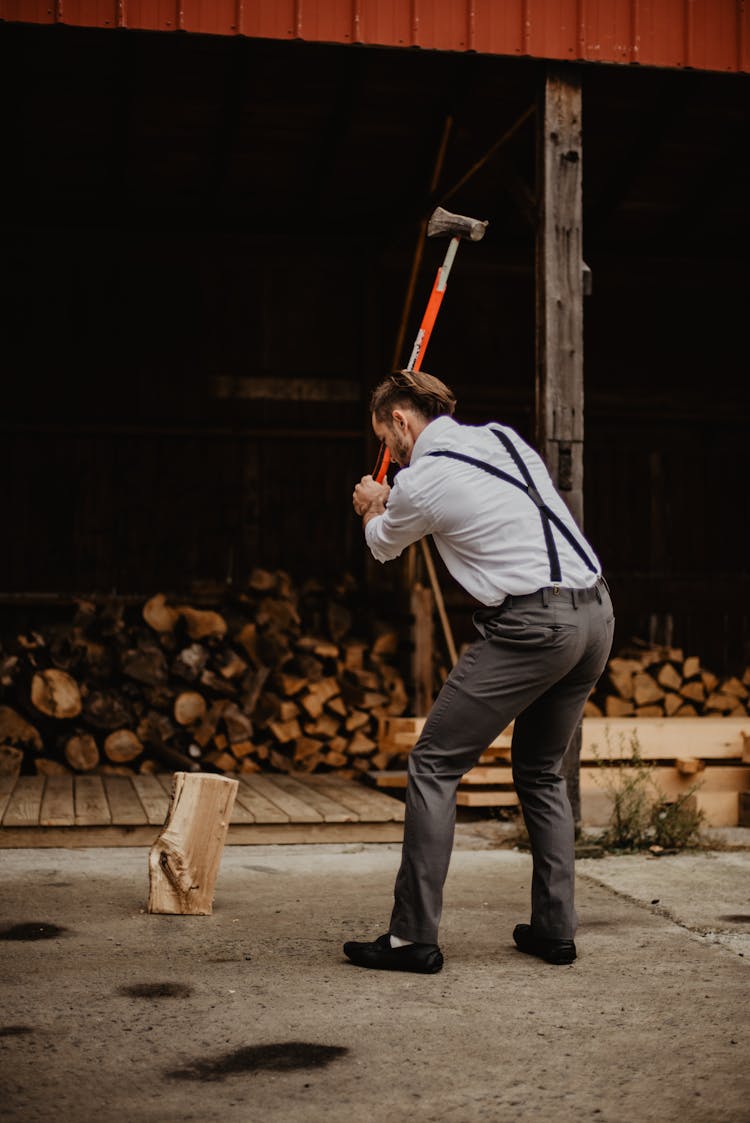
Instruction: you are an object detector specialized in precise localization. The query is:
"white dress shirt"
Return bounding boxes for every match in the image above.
[365,415,601,606]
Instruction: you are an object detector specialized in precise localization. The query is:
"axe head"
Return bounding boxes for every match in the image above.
[427,206,488,242]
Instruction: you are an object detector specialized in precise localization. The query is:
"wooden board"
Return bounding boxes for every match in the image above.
[380,716,748,762]
[303,773,405,822]
[0,773,17,821]
[131,774,171,825]
[103,775,148,826]
[456,790,520,807]
[239,774,323,823]
[581,717,748,762]
[370,767,514,788]
[234,778,289,823]
[281,772,357,822]
[39,774,75,827]
[74,775,111,826]
[3,776,45,827]
[581,765,750,828]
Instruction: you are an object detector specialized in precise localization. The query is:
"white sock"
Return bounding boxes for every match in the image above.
[390,934,414,948]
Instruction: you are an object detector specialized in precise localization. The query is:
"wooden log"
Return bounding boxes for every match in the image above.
[174,692,207,727]
[325,695,348,719]
[171,643,208,683]
[0,705,43,750]
[0,744,24,774]
[680,680,706,704]
[221,703,254,744]
[277,700,300,722]
[199,669,237,697]
[306,678,341,704]
[348,731,377,756]
[608,670,635,700]
[583,700,603,717]
[148,772,238,915]
[676,757,706,776]
[104,729,143,763]
[192,701,228,747]
[294,737,325,762]
[705,692,744,714]
[275,673,309,697]
[632,673,664,707]
[305,713,340,739]
[239,757,261,773]
[345,710,371,733]
[675,703,698,717]
[268,718,302,744]
[657,663,682,692]
[215,650,248,681]
[178,607,228,641]
[121,644,167,686]
[84,690,134,731]
[300,692,324,719]
[663,693,683,716]
[203,749,237,772]
[635,704,664,717]
[64,732,100,771]
[605,696,635,717]
[722,676,749,700]
[36,758,70,776]
[248,567,277,592]
[31,669,82,719]
[323,749,348,768]
[682,655,701,679]
[143,593,179,633]
[236,622,260,663]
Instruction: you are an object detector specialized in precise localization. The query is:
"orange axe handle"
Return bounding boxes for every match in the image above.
[371,208,487,484]
[373,235,461,484]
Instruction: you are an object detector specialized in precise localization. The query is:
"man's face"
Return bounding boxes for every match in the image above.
[372,410,413,468]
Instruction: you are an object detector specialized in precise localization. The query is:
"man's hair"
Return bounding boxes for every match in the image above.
[369,370,457,422]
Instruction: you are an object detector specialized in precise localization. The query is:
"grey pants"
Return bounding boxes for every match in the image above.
[390,580,615,944]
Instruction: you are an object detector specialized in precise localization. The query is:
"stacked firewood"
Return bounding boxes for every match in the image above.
[0,570,408,779]
[585,643,750,719]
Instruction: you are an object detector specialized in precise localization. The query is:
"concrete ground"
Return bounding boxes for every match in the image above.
[2,829,749,1123]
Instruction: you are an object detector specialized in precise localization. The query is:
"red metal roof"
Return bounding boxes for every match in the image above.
[1,0,748,73]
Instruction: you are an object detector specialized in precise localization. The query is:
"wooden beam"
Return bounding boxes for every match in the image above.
[535,64,584,525]
[535,64,584,822]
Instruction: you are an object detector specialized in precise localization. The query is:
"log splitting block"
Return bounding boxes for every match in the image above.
[374,206,488,483]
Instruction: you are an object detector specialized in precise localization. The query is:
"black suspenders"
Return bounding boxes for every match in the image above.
[426,429,598,585]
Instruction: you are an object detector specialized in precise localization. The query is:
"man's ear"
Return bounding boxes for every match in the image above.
[391,408,408,431]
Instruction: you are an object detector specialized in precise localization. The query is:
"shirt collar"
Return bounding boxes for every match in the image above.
[410,414,458,464]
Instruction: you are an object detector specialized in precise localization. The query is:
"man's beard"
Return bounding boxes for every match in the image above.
[392,434,411,466]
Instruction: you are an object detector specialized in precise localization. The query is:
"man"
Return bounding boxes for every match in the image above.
[345,369,614,973]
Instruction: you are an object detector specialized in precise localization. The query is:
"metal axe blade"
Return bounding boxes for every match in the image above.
[427,206,488,242]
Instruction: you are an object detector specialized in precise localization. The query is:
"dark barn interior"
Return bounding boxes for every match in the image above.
[2,20,749,671]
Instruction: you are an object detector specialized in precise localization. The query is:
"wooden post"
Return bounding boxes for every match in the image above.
[148,772,238,916]
[535,64,585,824]
[411,582,435,716]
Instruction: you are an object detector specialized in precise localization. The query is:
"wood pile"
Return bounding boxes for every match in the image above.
[584,644,750,719]
[0,570,408,780]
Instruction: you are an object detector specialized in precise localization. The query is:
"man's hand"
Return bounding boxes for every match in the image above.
[353,475,391,522]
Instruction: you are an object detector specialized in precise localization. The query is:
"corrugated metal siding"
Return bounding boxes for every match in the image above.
[1,0,748,73]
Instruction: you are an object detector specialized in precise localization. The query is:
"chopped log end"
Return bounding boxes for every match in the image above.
[31,669,82,720]
[104,729,144,763]
[64,732,100,772]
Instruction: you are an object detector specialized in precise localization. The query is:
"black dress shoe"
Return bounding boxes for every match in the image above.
[513,923,576,965]
[343,933,443,974]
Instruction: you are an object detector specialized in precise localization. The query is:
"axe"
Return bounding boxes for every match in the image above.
[374,206,488,483]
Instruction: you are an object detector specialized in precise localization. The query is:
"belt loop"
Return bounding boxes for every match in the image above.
[541,587,550,608]
[595,583,602,604]
[571,588,578,609]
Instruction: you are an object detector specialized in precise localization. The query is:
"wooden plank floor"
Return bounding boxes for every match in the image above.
[0,772,405,847]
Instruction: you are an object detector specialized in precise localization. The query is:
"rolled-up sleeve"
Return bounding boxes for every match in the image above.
[364,474,432,563]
